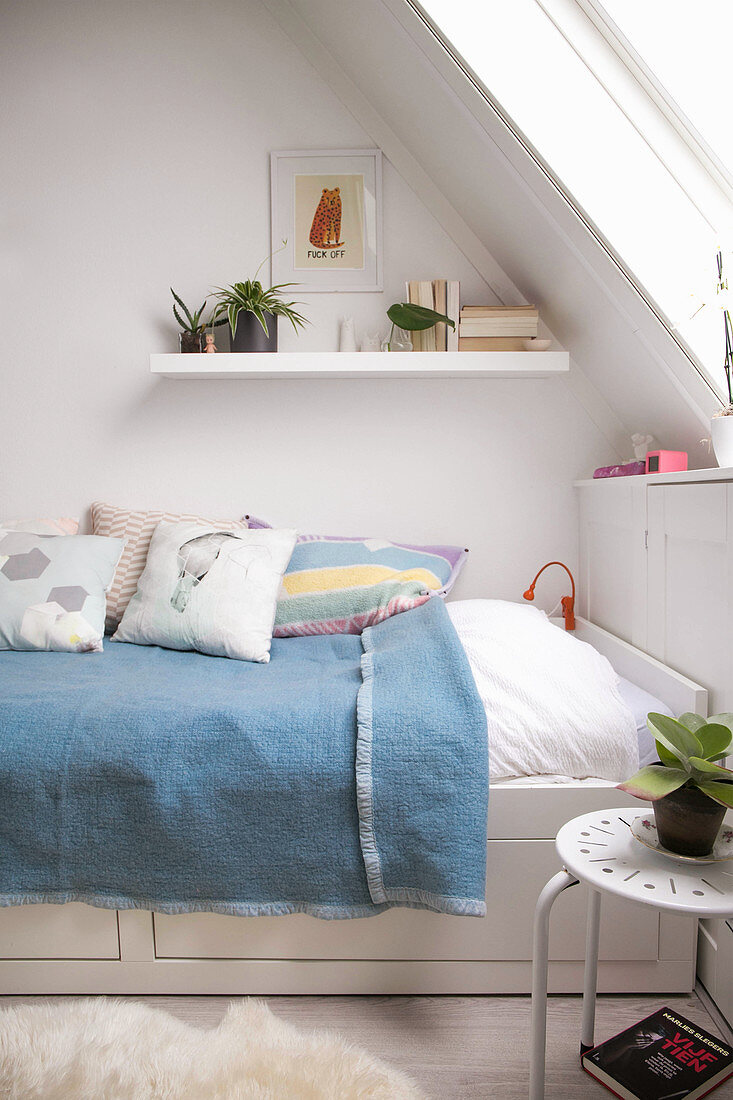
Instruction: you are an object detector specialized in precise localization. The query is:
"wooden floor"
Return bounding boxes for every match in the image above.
[0,991,731,1098]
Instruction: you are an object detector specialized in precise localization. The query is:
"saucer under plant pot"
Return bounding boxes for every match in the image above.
[618,711,733,858]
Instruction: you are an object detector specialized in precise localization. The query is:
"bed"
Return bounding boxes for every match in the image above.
[0,606,706,996]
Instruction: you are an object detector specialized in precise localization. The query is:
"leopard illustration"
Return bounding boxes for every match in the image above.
[309,187,344,249]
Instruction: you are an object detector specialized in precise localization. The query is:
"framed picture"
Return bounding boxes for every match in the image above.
[270,149,383,292]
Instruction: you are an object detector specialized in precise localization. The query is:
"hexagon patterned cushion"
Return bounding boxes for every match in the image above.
[0,532,123,652]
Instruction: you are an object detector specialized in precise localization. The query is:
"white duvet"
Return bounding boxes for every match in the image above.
[447,599,638,782]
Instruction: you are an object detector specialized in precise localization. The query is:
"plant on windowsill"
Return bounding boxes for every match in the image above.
[171,289,225,353]
[381,302,456,352]
[211,242,308,353]
[711,249,733,466]
[618,711,733,857]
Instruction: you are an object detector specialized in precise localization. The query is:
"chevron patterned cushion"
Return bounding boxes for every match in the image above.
[91,502,248,635]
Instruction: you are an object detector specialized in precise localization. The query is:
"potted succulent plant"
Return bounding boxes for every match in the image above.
[381,302,456,352]
[211,245,307,353]
[618,711,733,857]
[171,289,224,353]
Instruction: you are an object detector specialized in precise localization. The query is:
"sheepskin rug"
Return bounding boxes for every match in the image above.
[0,997,425,1099]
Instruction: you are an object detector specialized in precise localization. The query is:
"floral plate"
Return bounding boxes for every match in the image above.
[631,816,733,864]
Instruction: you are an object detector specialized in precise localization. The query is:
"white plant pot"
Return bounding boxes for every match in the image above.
[711,413,733,468]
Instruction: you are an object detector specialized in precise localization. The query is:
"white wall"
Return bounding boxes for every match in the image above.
[284,0,717,463]
[0,0,613,607]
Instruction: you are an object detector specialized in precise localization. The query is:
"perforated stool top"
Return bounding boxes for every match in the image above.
[556,807,733,918]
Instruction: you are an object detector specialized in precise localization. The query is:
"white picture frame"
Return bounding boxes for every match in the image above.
[270,149,383,293]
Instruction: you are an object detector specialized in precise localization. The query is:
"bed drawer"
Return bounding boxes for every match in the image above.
[0,903,120,959]
[154,840,666,962]
[487,787,640,838]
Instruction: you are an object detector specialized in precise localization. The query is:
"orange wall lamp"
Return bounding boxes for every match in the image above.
[523,561,576,631]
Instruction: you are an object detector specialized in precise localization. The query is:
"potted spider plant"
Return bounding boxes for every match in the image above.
[171,289,224,353]
[618,711,733,857]
[211,244,307,353]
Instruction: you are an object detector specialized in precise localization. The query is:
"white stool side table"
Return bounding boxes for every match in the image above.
[529,806,733,1100]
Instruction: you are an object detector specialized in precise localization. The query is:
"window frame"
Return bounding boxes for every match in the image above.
[395,0,728,406]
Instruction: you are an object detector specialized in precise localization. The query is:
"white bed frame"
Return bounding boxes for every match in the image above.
[0,617,707,996]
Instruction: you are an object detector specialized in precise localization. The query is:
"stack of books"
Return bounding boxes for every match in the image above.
[458,305,538,351]
[405,280,459,351]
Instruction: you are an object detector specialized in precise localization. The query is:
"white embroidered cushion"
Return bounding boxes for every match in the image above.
[113,522,297,663]
[91,502,248,635]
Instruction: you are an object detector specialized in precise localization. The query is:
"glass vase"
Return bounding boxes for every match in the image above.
[179,331,203,354]
[380,328,413,352]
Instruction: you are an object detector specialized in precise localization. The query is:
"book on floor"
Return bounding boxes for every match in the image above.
[582,1006,733,1100]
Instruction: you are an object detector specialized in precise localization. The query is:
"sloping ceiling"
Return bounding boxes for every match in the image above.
[265,0,719,464]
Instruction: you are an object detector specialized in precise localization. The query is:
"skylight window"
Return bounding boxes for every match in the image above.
[597,0,732,178]
[417,0,733,399]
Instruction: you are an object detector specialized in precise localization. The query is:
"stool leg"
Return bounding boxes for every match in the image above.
[580,888,602,1055]
[529,869,578,1100]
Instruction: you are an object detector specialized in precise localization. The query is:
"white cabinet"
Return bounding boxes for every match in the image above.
[578,469,733,1025]
[698,919,733,1026]
[578,471,733,714]
[577,477,647,646]
[647,483,733,714]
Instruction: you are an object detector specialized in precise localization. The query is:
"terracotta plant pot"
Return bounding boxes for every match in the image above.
[653,783,727,857]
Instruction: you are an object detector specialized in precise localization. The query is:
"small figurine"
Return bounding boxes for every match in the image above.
[631,432,656,460]
[204,332,217,353]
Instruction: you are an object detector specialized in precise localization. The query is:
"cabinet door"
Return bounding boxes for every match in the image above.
[647,484,733,714]
[577,480,647,646]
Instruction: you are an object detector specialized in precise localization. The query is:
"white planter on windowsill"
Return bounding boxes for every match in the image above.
[711,411,733,468]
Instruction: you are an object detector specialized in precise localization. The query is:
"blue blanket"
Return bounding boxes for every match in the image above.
[0,599,487,918]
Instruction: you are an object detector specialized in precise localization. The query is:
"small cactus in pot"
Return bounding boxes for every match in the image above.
[171,289,225,353]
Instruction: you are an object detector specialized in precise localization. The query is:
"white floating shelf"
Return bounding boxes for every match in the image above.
[150,351,569,380]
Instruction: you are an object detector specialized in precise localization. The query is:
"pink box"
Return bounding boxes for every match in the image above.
[645,450,688,474]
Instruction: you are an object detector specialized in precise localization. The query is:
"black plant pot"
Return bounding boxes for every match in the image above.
[653,782,728,857]
[230,312,278,353]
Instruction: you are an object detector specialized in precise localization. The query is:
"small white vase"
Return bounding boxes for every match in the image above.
[711,412,733,468]
[339,317,357,353]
